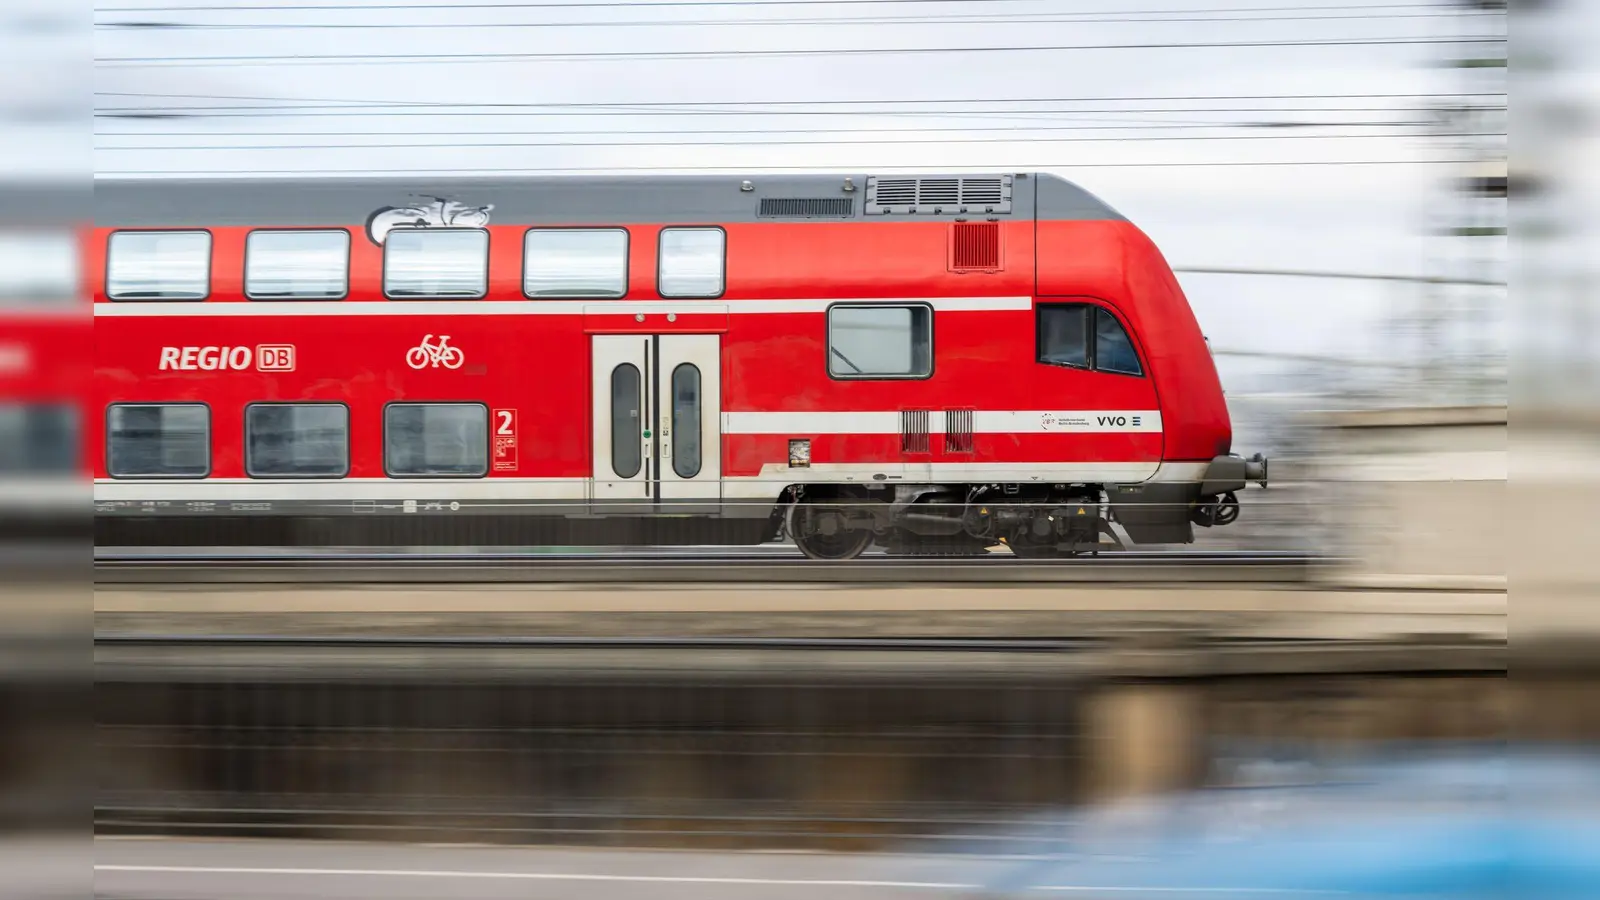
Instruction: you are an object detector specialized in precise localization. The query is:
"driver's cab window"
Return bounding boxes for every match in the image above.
[1036,302,1143,377]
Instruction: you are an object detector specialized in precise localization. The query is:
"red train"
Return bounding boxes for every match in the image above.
[83,171,1267,557]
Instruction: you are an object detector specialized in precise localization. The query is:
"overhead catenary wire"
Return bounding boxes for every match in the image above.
[92,90,1508,120]
[92,120,1447,138]
[96,35,1507,67]
[96,8,1509,29]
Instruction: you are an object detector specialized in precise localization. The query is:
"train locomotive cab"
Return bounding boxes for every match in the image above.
[781,174,1271,560]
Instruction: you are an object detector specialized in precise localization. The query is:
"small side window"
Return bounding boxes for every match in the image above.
[106,403,209,477]
[246,230,351,300]
[106,231,211,301]
[1036,304,1089,369]
[1094,307,1143,376]
[246,404,349,477]
[827,304,933,379]
[384,403,488,477]
[658,227,724,298]
[525,228,628,298]
[383,229,489,299]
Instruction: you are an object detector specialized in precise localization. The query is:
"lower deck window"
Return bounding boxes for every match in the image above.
[106,403,209,477]
[827,304,933,379]
[246,404,349,477]
[0,403,79,474]
[384,403,488,477]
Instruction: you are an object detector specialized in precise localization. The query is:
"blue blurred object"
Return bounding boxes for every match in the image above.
[972,744,1600,899]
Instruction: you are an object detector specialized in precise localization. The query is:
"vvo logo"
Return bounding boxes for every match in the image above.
[1095,414,1143,427]
[159,345,297,372]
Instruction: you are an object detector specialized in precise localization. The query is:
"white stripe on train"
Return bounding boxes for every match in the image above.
[723,410,1162,434]
[91,297,1035,317]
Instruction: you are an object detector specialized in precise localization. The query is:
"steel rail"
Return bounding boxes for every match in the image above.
[93,549,1331,585]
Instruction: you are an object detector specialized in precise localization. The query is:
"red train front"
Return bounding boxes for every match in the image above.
[88,172,1267,557]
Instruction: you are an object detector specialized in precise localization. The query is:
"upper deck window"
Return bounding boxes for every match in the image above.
[245,230,351,300]
[383,228,488,299]
[1036,303,1143,377]
[657,227,724,298]
[827,304,933,380]
[524,228,628,298]
[106,230,211,301]
[0,230,79,304]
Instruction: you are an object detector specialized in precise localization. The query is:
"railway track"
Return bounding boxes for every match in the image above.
[93,547,1330,585]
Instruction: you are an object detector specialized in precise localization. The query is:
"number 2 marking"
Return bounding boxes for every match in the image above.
[496,410,515,435]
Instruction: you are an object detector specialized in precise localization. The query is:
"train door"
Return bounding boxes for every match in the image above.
[590,334,722,504]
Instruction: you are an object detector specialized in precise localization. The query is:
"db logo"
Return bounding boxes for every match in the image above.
[158,345,297,372]
[257,345,296,372]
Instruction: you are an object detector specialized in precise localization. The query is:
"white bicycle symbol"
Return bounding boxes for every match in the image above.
[406,334,464,370]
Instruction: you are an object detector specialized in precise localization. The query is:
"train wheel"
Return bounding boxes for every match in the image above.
[786,502,873,561]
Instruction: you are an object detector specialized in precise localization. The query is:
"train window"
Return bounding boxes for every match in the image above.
[826,304,933,379]
[524,228,628,298]
[382,229,489,299]
[610,364,642,479]
[106,231,211,301]
[106,404,209,478]
[0,403,79,474]
[670,363,701,479]
[1036,303,1144,376]
[245,230,351,300]
[1094,307,1144,376]
[245,404,349,478]
[0,230,79,304]
[657,227,725,298]
[1036,305,1090,369]
[383,403,488,477]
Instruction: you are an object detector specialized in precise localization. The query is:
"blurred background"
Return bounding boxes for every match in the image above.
[3,0,1597,897]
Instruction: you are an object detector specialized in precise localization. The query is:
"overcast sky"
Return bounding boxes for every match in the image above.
[73,0,1528,400]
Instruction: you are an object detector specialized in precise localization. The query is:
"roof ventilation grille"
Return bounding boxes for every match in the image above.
[865,174,1014,215]
[757,197,856,218]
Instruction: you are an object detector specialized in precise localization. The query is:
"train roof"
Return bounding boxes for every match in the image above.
[76,171,1127,228]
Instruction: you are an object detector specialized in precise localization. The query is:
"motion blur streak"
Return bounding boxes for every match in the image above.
[1510,1,1600,899]
[1,2,91,899]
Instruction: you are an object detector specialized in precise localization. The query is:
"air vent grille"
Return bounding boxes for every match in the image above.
[944,408,975,453]
[949,221,1002,272]
[758,197,856,218]
[865,174,1014,215]
[901,409,931,454]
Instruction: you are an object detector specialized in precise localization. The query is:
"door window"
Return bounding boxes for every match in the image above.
[610,363,642,478]
[670,363,701,478]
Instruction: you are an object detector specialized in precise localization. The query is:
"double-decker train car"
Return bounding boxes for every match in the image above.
[1,210,90,541]
[90,171,1267,558]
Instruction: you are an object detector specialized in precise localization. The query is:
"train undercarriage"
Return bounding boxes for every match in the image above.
[779,453,1269,560]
